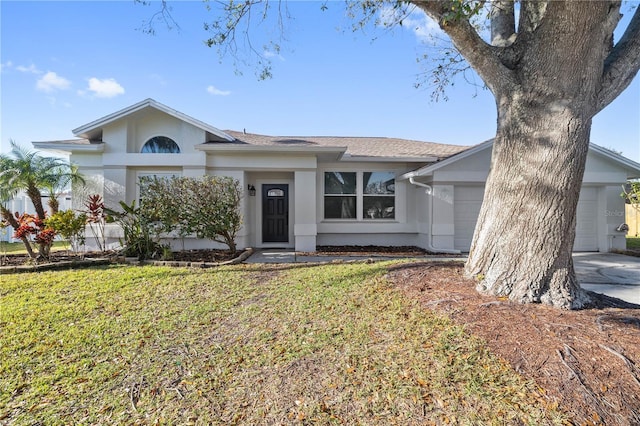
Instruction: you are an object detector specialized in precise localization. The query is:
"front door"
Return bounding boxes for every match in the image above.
[262,184,289,243]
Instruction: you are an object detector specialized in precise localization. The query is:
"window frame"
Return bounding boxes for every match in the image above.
[140,136,181,153]
[322,170,396,221]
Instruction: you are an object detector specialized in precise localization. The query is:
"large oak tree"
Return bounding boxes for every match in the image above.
[144,0,640,309]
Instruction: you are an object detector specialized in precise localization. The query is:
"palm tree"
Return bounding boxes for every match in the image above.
[0,140,84,258]
[41,162,85,214]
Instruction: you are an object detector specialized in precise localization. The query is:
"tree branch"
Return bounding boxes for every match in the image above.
[596,6,640,114]
[490,0,515,47]
[518,1,547,35]
[410,0,516,94]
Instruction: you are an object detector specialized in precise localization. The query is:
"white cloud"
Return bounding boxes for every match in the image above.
[86,77,125,98]
[1,61,14,71]
[16,64,41,74]
[378,5,445,43]
[207,85,231,96]
[36,71,71,92]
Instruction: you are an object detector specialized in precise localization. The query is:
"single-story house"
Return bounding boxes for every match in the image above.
[33,98,640,253]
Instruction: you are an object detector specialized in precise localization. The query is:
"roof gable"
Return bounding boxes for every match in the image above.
[72,98,235,142]
[401,140,640,180]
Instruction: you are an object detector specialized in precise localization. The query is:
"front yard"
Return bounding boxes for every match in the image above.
[0,262,562,425]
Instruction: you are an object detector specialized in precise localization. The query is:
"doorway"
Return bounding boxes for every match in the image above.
[262,184,289,243]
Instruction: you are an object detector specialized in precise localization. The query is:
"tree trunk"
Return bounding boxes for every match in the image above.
[0,205,36,259]
[48,195,60,215]
[465,94,593,308]
[463,2,621,309]
[27,185,46,219]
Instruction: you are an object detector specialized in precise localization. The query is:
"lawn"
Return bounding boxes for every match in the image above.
[0,262,564,425]
[0,240,67,255]
[627,236,640,250]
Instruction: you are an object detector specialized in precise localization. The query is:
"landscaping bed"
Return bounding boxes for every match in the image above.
[388,262,640,425]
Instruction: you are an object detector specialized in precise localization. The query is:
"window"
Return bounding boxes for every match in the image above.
[324,172,357,219]
[363,172,395,219]
[324,171,395,220]
[267,188,285,197]
[141,136,181,153]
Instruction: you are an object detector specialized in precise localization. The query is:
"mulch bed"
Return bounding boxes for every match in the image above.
[0,249,242,268]
[387,262,640,425]
[310,245,463,257]
[0,251,116,267]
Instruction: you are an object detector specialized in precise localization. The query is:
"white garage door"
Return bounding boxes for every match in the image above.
[574,187,598,252]
[453,186,599,252]
[453,186,484,252]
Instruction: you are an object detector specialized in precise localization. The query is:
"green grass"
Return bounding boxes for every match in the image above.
[0,262,564,425]
[627,236,640,250]
[0,240,67,255]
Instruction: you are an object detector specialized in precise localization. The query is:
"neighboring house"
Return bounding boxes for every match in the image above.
[1,192,72,243]
[32,98,640,253]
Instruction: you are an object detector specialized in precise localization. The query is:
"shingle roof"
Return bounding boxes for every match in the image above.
[219,131,470,160]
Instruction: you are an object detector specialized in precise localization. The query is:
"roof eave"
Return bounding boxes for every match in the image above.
[589,143,640,179]
[195,143,347,161]
[341,154,439,163]
[32,140,105,155]
[399,140,491,180]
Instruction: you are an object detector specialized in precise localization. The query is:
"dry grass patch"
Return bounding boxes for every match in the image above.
[1,262,563,425]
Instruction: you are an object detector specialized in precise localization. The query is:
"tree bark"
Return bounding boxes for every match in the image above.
[464,1,625,309]
[465,94,592,309]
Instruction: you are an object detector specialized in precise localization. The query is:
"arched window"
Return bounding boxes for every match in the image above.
[141,136,181,153]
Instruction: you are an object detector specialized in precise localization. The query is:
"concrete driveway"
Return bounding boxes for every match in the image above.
[574,252,640,305]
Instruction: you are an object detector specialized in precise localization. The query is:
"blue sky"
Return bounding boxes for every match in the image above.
[1,1,639,160]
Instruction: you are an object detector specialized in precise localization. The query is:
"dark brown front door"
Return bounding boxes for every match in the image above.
[262,184,289,243]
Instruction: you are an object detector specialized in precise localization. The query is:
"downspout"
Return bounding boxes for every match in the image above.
[409,177,461,254]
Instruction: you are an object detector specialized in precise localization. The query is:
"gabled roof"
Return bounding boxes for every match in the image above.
[401,139,640,180]
[204,130,469,161]
[589,143,640,178]
[72,98,235,142]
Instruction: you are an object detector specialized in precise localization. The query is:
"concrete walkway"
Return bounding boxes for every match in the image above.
[246,250,640,305]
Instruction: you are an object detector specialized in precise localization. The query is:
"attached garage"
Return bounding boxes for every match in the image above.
[453,186,484,251]
[574,187,598,252]
[452,185,600,253]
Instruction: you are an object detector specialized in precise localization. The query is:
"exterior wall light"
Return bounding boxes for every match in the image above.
[248,184,256,196]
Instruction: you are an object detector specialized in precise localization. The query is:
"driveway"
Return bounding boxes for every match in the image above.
[573,252,640,305]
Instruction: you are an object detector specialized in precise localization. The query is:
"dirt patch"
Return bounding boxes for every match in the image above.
[387,262,640,425]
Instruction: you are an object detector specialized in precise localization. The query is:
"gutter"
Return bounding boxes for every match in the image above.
[409,177,462,255]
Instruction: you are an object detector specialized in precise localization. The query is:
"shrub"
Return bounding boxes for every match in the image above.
[84,194,106,252]
[12,212,56,258]
[45,209,87,253]
[105,200,163,260]
[140,175,242,253]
